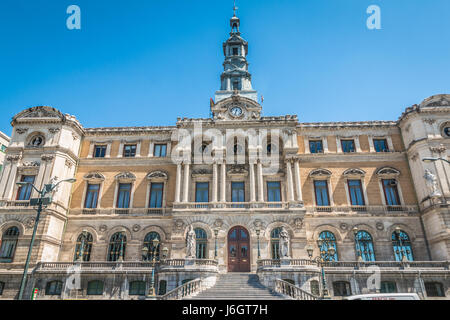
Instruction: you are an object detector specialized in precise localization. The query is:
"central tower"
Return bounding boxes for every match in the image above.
[214,7,258,103]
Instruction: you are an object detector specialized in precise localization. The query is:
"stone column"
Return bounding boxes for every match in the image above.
[220,161,226,202]
[0,155,20,199]
[182,162,190,203]
[293,160,303,202]
[257,161,264,202]
[249,162,256,202]
[175,163,182,203]
[212,162,218,202]
[286,160,295,202]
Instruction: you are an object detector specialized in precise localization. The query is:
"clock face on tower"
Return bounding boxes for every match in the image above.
[230,106,243,117]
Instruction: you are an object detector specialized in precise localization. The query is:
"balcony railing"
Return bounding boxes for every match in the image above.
[305,205,419,214]
[173,202,303,210]
[0,200,31,208]
[257,259,318,268]
[159,278,203,300]
[275,279,319,300]
[71,208,167,216]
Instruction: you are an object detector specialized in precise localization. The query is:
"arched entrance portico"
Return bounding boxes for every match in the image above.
[227,226,250,272]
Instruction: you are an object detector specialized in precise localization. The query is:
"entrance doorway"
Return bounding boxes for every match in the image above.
[227,226,250,272]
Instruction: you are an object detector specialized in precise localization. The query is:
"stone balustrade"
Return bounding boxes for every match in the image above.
[274,279,319,300]
[159,278,203,300]
[305,205,419,215]
[173,202,304,211]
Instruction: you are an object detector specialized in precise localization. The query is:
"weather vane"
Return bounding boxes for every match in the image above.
[233,0,238,16]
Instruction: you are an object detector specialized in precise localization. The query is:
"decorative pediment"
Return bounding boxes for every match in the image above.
[115,172,136,181]
[12,106,65,124]
[309,169,332,177]
[420,94,450,107]
[376,167,400,177]
[147,170,168,180]
[192,169,212,176]
[84,172,105,181]
[227,164,248,176]
[343,168,366,177]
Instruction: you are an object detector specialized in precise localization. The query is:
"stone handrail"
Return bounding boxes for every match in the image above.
[159,278,203,300]
[257,259,318,267]
[160,259,219,268]
[34,261,158,272]
[275,279,319,300]
[305,205,419,214]
[69,208,168,216]
[173,202,303,210]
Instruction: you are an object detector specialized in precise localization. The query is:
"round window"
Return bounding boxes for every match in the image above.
[29,135,45,147]
[444,127,450,138]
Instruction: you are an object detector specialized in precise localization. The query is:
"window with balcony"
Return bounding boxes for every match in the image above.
[154,144,167,157]
[314,180,330,206]
[16,175,35,200]
[74,232,93,262]
[123,144,137,157]
[341,139,356,153]
[195,182,209,202]
[392,230,414,261]
[354,230,376,262]
[84,184,100,209]
[149,183,164,208]
[425,282,445,297]
[129,281,146,296]
[231,182,245,203]
[195,228,207,259]
[309,140,323,154]
[380,281,397,293]
[332,281,352,296]
[93,145,107,158]
[108,232,127,261]
[45,281,63,296]
[0,227,19,262]
[382,179,401,206]
[348,180,365,206]
[373,139,389,152]
[116,183,132,209]
[267,181,281,202]
[87,280,104,296]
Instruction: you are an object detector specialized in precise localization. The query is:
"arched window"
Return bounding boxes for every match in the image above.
[108,232,127,261]
[143,232,161,261]
[87,280,104,296]
[271,227,282,259]
[73,232,93,262]
[310,280,320,296]
[354,231,376,261]
[392,230,414,261]
[129,281,146,296]
[45,280,63,296]
[0,227,20,262]
[318,231,338,261]
[194,228,207,259]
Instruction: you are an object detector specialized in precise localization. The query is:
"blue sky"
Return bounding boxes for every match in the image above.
[0,0,449,135]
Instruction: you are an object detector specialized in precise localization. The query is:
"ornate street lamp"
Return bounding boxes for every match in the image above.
[76,230,89,262]
[214,228,219,259]
[148,238,160,296]
[394,227,409,262]
[306,243,335,299]
[353,227,363,262]
[256,228,261,259]
[16,177,76,300]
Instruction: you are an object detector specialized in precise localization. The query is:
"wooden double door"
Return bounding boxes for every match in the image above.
[227,226,250,272]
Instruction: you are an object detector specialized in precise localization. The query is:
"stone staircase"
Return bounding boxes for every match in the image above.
[186,273,288,300]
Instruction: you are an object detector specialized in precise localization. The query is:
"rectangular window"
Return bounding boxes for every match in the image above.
[373,139,389,152]
[382,179,400,206]
[116,183,132,208]
[87,281,104,296]
[425,282,445,297]
[341,140,356,153]
[380,281,397,293]
[348,180,365,206]
[149,183,164,208]
[333,281,352,296]
[84,184,100,209]
[195,182,209,202]
[232,47,238,55]
[154,144,167,157]
[267,181,281,202]
[16,175,35,200]
[231,182,245,202]
[93,145,107,158]
[0,144,6,153]
[129,281,146,296]
[123,144,137,157]
[232,81,240,90]
[309,140,323,154]
[314,180,330,206]
[0,282,4,295]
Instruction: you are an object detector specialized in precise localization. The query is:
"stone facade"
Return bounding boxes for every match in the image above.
[0,131,10,174]
[0,12,449,300]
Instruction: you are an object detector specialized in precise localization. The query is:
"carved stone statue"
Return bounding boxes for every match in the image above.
[279,226,290,258]
[186,225,196,258]
[424,169,442,198]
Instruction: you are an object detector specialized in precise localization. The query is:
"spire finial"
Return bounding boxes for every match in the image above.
[233,0,238,16]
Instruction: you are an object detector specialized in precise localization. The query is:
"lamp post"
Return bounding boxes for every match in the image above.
[16,177,76,300]
[306,243,335,299]
[214,228,219,259]
[394,227,409,262]
[76,230,89,262]
[143,238,160,297]
[255,229,261,259]
[353,227,363,262]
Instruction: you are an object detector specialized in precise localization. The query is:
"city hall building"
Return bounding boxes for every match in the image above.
[0,11,449,300]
